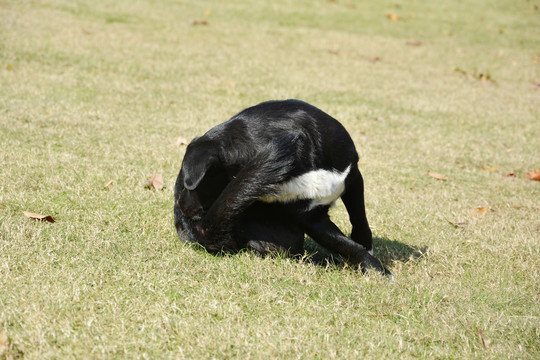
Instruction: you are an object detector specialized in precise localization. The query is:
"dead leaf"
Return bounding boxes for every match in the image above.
[146,174,164,190]
[386,13,399,21]
[477,70,495,83]
[482,165,497,172]
[23,211,55,223]
[478,73,490,82]
[477,328,489,351]
[453,68,496,83]
[525,170,540,181]
[426,171,447,181]
[471,207,489,218]
[406,41,422,46]
[188,19,208,25]
[172,136,189,146]
[104,180,113,188]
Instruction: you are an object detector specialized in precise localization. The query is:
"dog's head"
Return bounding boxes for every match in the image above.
[177,137,228,219]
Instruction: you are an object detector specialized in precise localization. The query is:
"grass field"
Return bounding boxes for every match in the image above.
[1,0,539,358]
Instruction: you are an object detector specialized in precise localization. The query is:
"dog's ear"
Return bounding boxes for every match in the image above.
[182,141,219,191]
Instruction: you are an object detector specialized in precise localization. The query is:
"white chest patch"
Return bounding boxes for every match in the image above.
[261,165,351,210]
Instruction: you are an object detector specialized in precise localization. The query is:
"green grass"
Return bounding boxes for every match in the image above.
[1,0,539,358]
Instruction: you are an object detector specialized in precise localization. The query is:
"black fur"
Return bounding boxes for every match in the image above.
[174,99,391,276]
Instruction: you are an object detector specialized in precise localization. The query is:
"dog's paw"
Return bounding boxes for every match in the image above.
[358,250,393,279]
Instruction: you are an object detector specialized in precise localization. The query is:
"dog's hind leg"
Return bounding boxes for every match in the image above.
[236,203,305,256]
[299,210,391,276]
[341,166,373,254]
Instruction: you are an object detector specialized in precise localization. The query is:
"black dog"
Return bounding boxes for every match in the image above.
[174,100,391,276]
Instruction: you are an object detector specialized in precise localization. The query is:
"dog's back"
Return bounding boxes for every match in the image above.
[225,100,359,174]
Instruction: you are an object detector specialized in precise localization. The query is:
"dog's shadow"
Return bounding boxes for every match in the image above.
[373,237,427,264]
[303,236,427,269]
[191,235,426,271]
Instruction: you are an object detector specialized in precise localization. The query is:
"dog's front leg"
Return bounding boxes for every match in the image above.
[300,210,391,277]
[200,137,297,251]
[341,166,373,254]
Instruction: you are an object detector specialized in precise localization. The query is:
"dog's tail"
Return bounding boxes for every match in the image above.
[198,133,298,252]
